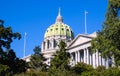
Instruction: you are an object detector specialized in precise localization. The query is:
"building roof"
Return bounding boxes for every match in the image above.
[67,32,97,49]
[44,8,74,38]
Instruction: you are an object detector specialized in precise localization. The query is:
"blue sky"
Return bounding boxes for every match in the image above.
[0,0,108,58]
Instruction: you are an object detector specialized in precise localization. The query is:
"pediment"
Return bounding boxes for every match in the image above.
[67,34,93,49]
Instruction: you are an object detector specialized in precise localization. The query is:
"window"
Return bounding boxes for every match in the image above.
[67,29,69,31]
[47,40,50,49]
[56,28,58,30]
[62,28,64,30]
[53,39,57,48]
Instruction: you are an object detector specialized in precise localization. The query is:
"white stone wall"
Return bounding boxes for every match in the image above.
[41,35,73,65]
[41,32,113,68]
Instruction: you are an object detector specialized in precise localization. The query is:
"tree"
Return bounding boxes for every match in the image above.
[33,46,41,55]
[0,64,13,76]
[29,46,47,72]
[48,40,71,76]
[0,20,21,50]
[71,62,94,75]
[91,0,120,66]
[0,20,27,74]
[50,40,70,70]
[0,49,27,74]
[102,67,120,76]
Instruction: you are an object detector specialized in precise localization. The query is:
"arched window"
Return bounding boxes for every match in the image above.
[47,40,50,49]
[53,39,57,48]
[56,28,58,30]
[67,29,69,31]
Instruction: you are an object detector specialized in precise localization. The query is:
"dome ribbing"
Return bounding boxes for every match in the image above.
[44,8,74,39]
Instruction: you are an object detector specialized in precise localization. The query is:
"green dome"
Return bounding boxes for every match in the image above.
[44,8,74,38]
[44,23,74,38]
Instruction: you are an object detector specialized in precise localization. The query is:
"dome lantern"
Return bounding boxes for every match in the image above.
[44,8,74,39]
[56,8,63,23]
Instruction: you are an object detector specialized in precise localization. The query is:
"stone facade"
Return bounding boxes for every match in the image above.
[42,8,74,65]
[22,8,114,68]
[67,33,114,68]
[41,8,115,68]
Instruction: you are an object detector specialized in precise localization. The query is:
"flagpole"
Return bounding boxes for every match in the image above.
[23,32,27,57]
[85,10,88,34]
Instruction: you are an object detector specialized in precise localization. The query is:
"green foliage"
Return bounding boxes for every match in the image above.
[48,68,76,76]
[0,64,12,76]
[14,66,120,76]
[102,67,120,76]
[50,40,70,69]
[0,49,27,74]
[48,40,71,76]
[0,20,27,74]
[33,46,41,55]
[0,20,21,50]
[95,66,106,73]
[71,62,94,75]
[29,46,47,72]
[14,69,49,76]
[91,0,120,66]
[88,66,106,76]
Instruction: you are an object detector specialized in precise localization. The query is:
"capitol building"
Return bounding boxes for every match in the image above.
[41,8,115,68]
[23,8,114,68]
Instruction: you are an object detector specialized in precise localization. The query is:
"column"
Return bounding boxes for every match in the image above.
[78,51,80,62]
[86,48,89,64]
[96,50,99,67]
[52,39,54,49]
[90,52,92,65]
[112,56,115,67]
[75,51,78,64]
[99,53,102,66]
[92,53,96,68]
[102,57,105,67]
[45,41,47,50]
[106,58,109,69]
[84,49,86,63]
